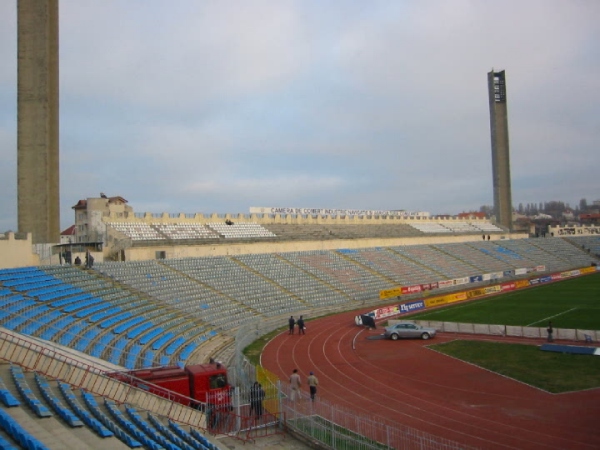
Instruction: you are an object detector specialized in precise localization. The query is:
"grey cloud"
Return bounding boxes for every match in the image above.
[0,1,599,231]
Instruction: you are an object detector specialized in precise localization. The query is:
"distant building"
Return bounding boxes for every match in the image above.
[60,225,76,245]
[72,195,131,244]
[580,213,600,224]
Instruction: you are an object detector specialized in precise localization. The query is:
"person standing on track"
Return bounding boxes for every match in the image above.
[297,316,305,335]
[307,371,319,401]
[547,321,554,342]
[288,316,295,335]
[289,369,301,401]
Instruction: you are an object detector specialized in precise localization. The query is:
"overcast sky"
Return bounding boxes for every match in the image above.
[1,1,599,232]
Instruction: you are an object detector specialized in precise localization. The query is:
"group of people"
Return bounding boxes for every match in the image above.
[289,368,319,401]
[247,368,320,420]
[60,250,94,268]
[288,315,306,335]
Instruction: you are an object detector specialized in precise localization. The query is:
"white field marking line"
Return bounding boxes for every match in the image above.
[526,308,578,327]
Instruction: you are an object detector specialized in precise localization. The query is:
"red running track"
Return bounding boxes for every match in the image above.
[261,311,600,450]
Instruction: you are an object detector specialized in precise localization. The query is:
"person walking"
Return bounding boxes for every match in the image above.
[297,316,305,335]
[547,321,554,342]
[289,369,301,401]
[307,371,319,401]
[288,316,295,335]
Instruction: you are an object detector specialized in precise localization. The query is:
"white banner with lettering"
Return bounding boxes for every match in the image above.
[250,206,430,218]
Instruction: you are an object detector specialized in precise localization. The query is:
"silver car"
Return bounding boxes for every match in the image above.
[384,322,436,340]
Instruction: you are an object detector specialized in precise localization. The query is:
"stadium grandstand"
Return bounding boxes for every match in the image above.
[1,200,600,449]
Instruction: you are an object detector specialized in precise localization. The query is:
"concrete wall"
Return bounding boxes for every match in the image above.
[105,211,503,226]
[0,233,40,269]
[122,232,525,261]
[0,214,524,267]
[0,232,106,268]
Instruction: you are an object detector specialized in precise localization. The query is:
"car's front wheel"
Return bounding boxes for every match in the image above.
[421,333,431,340]
[390,333,399,341]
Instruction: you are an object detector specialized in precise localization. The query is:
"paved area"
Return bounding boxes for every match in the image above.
[218,433,314,450]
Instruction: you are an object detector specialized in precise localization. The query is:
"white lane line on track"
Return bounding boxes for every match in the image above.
[352,328,364,350]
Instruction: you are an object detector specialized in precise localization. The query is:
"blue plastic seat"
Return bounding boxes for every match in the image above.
[57,382,113,438]
[0,408,50,450]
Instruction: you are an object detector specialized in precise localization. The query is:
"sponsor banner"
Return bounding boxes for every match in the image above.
[501,282,516,292]
[399,300,425,314]
[535,265,545,272]
[379,287,402,300]
[446,292,468,303]
[503,270,513,277]
[469,275,483,283]
[374,305,400,320]
[490,272,503,279]
[466,288,486,299]
[249,206,429,217]
[425,296,448,308]
[438,280,454,289]
[364,265,596,327]
[515,280,530,289]
[515,268,527,276]
[454,277,469,286]
[420,282,438,291]
[484,285,501,294]
[401,285,422,295]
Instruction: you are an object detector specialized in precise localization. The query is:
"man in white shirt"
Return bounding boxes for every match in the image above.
[289,369,301,401]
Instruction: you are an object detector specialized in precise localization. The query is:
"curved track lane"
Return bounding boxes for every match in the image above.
[262,311,600,449]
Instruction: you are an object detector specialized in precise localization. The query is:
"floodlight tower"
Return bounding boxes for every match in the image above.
[17,0,60,243]
[487,70,513,231]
